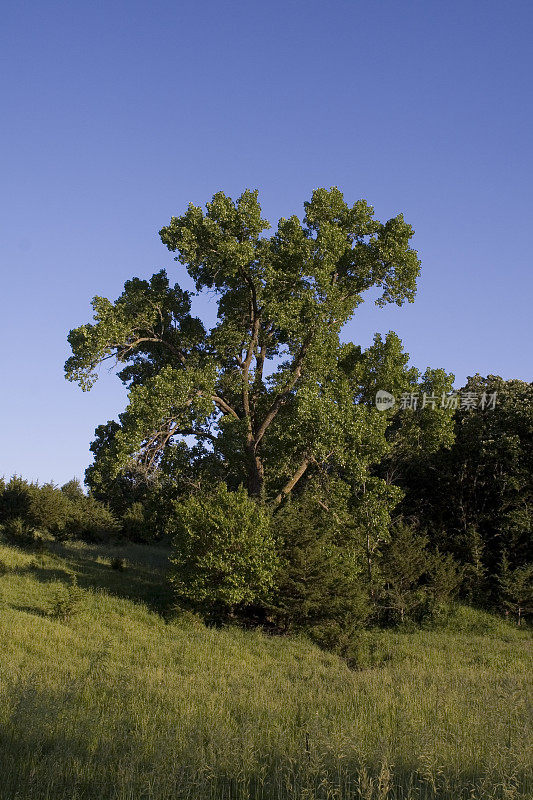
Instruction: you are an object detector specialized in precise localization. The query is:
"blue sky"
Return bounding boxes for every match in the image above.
[1,0,532,485]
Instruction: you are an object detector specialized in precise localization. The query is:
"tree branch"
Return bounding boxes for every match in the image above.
[116,334,187,366]
[273,456,311,506]
[210,394,240,420]
[254,330,314,448]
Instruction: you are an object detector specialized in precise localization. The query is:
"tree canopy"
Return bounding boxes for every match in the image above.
[65,187,436,511]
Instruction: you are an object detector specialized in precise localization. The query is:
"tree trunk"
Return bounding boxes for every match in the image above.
[246,446,265,499]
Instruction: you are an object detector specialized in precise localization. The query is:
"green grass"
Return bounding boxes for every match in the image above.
[0,540,531,800]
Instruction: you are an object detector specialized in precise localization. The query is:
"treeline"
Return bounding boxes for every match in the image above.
[0,476,170,544]
[0,477,119,543]
[395,375,532,624]
[2,375,531,653]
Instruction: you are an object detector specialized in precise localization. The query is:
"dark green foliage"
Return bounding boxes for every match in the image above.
[0,477,71,537]
[1,516,40,547]
[268,495,370,648]
[377,521,462,625]
[0,476,119,543]
[499,553,533,625]
[121,501,156,542]
[111,556,125,571]
[460,525,489,605]
[426,548,464,609]
[397,377,533,606]
[64,494,119,541]
[0,476,33,522]
[378,521,431,624]
[60,478,86,502]
[28,482,71,535]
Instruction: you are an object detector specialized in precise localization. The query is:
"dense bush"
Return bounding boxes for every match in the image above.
[167,487,469,648]
[498,553,533,625]
[64,490,120,541]
[121,501,156,542]
[169,483,278,617]
[0,476,119,543]
[0,476,34,522]
[48,576,84,620]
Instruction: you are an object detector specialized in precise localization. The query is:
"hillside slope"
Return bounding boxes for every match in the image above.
[0,540,531,800]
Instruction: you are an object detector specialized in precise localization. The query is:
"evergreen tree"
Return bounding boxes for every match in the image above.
[268,495,370,648]
[378,520,431,624]
[499,553,533,626]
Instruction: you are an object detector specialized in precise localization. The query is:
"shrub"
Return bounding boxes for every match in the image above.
[425,548,463,608]
[169,484,278,617]
[49,577,83,620]
[111,557,125,571]
[3,517,36,547]
[499,553,533,625]
[122,502,152,541]
[60,478,86,502]
[64,493,120,541]
[0,476,120,542]
[27,482,70,535]
[0,476,33,522]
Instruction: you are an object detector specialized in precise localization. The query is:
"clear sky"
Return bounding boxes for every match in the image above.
[1,0,532,486]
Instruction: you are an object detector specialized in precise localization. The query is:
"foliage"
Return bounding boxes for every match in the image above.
[460,525,489,604]
[1,517,37,547]
[60,189,531,626]
[499,552,533,625]
[377,521,431,624]
[29,482,71,534]
[65,188,428,508]
[425,548,464,609]
[397,376,533,605]
[0,475,34,521]
[0,476,119,542]
[48,576,83,620]
[64,493,120,541]
[121,501,153,542]
[268,494,370,647]
[60,478,86,502]
[169,484,278,615]
[377,520,463,624]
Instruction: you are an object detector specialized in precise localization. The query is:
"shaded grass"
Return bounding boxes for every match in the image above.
[0,541,531,799]
[0,538,173,614]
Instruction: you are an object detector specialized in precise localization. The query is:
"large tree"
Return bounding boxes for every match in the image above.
[65,188,427,508]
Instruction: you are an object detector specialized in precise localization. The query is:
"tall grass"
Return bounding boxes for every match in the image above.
[0,541,531,799]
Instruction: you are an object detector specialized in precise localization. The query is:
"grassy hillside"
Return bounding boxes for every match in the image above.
[0,540,531,800]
